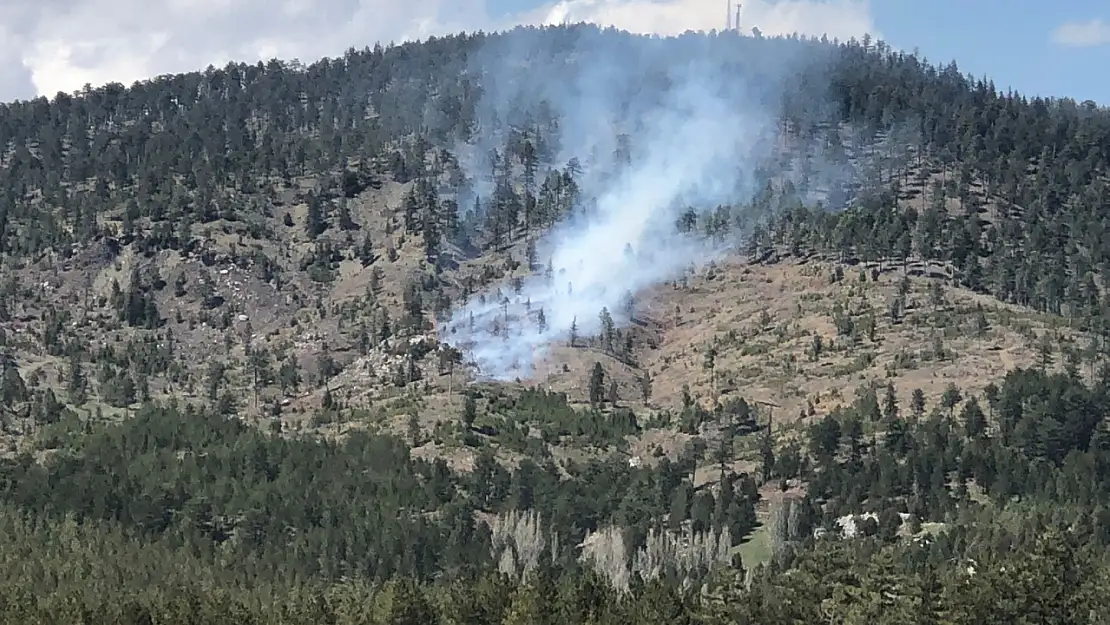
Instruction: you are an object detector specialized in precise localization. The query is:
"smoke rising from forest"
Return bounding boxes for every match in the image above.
[441,28,834,380]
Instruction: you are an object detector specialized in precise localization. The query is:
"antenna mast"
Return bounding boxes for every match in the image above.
[735,3,742,31]
[727,0,732,30]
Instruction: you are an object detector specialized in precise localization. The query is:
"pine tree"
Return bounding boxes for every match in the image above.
[359,233,375,266]
[305,192,326,237]
[589,362,605,407]
[463,394,477,430]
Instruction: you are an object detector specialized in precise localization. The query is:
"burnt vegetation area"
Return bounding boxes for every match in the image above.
[0,24,1109,624]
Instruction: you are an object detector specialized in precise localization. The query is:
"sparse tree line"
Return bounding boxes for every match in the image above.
[4,520,1103,625]
[0,399,774,583]
[0,369,1109,622]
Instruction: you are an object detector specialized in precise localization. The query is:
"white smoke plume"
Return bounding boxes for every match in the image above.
[441,29,827,380]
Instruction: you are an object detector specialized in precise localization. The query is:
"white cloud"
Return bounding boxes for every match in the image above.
[534,0,876,41]
[0,0,877,102]
[2,0,486,100]
[1051,18,1110,47]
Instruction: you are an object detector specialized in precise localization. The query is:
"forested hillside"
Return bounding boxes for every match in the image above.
[1,24,1110,624]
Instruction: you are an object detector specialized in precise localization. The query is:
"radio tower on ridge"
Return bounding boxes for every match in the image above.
[727,1,743,31]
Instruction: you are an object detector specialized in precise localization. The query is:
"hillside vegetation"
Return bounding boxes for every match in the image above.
[1,24,1110,624]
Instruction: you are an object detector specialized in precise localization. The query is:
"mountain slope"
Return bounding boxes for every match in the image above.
[1,26,1110,624]
[1,27,1109,463]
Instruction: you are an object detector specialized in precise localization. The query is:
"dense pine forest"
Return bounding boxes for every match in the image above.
[2,23,1110,623]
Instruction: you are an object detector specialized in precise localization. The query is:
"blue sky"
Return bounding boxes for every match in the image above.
[483,0,1110,104]
[872,0,1110,103]
[510,0,1110,103]
[1,0,1109,104]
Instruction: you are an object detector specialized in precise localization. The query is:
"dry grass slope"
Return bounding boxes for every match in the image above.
[0,164,1097,473]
